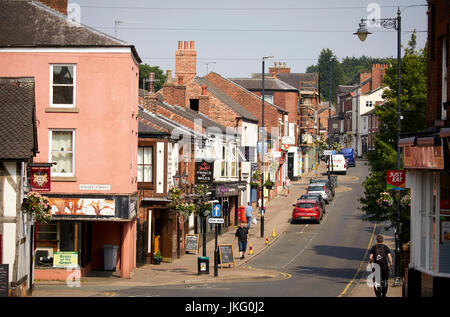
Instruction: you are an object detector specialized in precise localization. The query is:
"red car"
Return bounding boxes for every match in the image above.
[292,199,324,224]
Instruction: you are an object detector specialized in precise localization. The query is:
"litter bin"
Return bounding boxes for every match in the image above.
[197,256,209,275]
[103,245,119,271]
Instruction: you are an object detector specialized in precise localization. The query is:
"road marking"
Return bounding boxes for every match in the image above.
[282,233,317,269]
[338,223,377,297]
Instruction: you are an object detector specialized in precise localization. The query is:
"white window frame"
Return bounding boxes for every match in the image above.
[50,64,77,108]
[49,129,76,177]
[230,144,238,178]
[221,144,228,178]
[366,100,373,108]
[442,37,448,120]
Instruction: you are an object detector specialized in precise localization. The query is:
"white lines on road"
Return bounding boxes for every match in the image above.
[282,233,317,269]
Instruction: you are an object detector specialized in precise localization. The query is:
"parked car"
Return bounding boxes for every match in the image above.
[339,148,355,167]
[327,154,347,175]
[310,178,335,197]
[299,193,326,213]
[292,199,324,224]
[306,183,330,204]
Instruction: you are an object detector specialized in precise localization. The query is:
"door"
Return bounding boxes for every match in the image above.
[288,153,294,180]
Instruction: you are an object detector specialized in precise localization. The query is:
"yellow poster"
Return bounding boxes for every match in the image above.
[53,251,79,268]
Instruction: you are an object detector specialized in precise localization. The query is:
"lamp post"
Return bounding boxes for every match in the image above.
[260,55,274,238]
[355,8,402,286]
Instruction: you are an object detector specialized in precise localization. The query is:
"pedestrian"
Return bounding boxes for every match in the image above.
[235,222,249,260]
[369,235,393,297]
[245,202,253,229]
[285,176,291,196]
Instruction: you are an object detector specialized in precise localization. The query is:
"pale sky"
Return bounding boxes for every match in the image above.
[69,0,428,79]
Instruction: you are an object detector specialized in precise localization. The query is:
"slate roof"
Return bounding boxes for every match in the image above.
[230,77,298,92]
[0,0,141,62]
[194,77,258,123]
[0,77,37,160]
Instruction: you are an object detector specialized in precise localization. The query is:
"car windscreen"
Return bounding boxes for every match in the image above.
[300,195,319,200]
[308,186,324,191]
[296,203,315,208]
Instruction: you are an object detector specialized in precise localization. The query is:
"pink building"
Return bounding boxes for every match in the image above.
[0,0,141,280]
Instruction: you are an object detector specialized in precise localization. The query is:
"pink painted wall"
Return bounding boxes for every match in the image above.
[0,51,139,195]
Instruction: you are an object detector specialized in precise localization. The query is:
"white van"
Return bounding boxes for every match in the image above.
[327,154,347,175]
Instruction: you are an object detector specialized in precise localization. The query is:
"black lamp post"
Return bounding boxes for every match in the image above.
[355,8,402,287]
[260,55,273,238]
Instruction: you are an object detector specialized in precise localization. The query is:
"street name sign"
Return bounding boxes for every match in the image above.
[208,218,225,224]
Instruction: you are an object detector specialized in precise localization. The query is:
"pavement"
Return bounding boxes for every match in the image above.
[31,161,402,297]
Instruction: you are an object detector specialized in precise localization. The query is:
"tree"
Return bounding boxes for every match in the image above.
[139,64,166,92]
[359,31,427,244]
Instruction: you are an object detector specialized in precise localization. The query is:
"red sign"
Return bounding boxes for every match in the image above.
[386,170,406,190]
[30,166,51,192]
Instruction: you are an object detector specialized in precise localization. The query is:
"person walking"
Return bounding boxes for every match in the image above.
[245,202,253,229]
[235,222,249,260]
[285,176,291,196]
[369,235,393,297]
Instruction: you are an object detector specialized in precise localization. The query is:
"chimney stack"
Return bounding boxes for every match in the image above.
[37,0,68,15]
[175,40,197,85]
[147,72,155,93]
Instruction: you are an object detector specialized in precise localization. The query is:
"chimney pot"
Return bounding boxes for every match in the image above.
[178,75,184,85]
[178,41,183,49]
[190,41,194,50]
[201,85,208,95]
[184,41,189,49]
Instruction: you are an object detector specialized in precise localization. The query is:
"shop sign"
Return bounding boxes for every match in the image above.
[403,145,444,170]
[195,160,213,184]
[30,166,51,192]
[386,170,406,191]
[48,198,115,217]
[53,251,79,268]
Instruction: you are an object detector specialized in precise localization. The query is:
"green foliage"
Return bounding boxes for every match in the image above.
[22,192,52,223]
[359,32,427,244]
[341,55,390,85]
[139,64,166,91]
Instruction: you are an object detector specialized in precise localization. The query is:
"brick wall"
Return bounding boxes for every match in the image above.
[426,0,450,127]
[205,72,285,134]
[175,41,197,86]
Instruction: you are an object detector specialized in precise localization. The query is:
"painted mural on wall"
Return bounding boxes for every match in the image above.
[48,198,115,216]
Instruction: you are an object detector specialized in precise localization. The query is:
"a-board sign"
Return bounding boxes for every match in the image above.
[185,234,199,254]
[0,264,8,297]
[218,244,236,268]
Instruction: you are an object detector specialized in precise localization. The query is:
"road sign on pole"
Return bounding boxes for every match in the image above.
[208,218,224,224]
[212,204,221,217]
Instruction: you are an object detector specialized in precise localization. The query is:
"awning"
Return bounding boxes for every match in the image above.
[398,137,416,147]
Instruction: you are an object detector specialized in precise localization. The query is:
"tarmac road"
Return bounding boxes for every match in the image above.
[107,161,375,297]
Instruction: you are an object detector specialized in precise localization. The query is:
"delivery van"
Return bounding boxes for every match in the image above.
[327,154,347,175]
[339,148,355,167]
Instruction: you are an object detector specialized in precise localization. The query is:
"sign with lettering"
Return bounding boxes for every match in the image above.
[218,244,236,268]
[53,251,79,268]
[0,264,8,297]
[195,161,213,184]
[185,234,199,254]
[79,184,111,191]
[386,170,406,191]
[30,166,51,192]
[48,198,115,217]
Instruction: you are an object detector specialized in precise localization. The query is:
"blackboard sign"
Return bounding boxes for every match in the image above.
[0,264,9,297]
[185,234,199,254]
[195,161,213,184]
[218,244,236,268]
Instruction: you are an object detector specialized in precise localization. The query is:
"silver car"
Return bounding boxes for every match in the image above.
[306,183,330,204]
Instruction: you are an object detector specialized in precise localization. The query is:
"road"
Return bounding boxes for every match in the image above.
[109,161,374,297]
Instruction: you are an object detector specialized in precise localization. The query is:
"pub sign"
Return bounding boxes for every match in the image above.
[195,160,213,184]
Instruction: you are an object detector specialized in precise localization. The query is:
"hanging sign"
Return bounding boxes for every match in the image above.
[386,170,406,191]
[30,165,51,192]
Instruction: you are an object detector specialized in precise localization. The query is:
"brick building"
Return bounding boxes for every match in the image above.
[401,0,450,297]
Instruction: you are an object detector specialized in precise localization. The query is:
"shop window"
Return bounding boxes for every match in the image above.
[50,130,75,177]
[138,146,153,183]
[50,64,76,107]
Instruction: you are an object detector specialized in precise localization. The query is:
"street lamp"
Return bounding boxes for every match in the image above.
[355,8,402,287]
[260,55,274,238]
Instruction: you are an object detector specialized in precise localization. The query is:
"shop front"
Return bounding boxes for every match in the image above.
[402,130,450,296]
[34,194,137,280]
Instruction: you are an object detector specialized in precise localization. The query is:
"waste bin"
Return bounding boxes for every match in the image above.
[197,256,209,275]
[103,245,119,271]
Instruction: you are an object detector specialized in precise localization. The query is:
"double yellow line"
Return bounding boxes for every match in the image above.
[338,224,377,297]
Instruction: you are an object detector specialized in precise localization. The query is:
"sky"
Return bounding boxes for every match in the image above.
[68,0,428,79]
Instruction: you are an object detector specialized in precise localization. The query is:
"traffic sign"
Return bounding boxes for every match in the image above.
[212,204,221,217]
[323,150,336,156]
[208,218,224,224]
